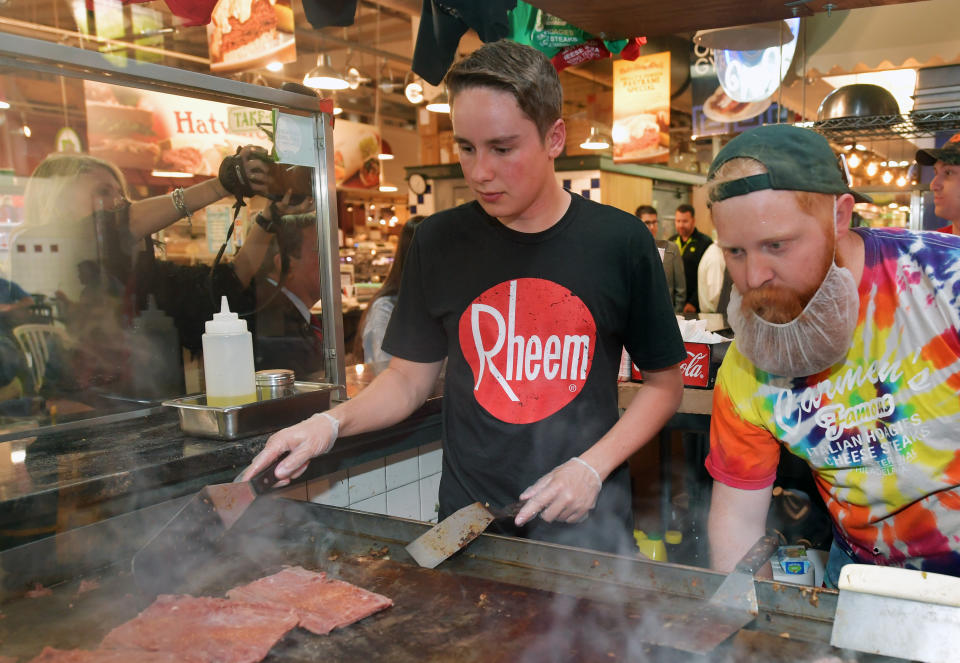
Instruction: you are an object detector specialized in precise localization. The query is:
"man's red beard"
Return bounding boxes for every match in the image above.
[740,285,811,324]
[740,229,835,324]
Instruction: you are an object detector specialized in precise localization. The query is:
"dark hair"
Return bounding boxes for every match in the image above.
[351,216,425,359]
[675,203,695,217]
[445,39,562,139]
[635,205,657,218]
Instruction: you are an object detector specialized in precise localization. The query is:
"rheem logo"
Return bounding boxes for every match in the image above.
[458,278,596,424]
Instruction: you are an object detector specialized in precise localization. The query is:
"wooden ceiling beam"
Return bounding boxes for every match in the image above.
[526,0,928,40]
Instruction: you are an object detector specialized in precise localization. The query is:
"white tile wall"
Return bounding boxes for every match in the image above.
[351,493,387,515]
[418,441,443,476]
[347,458,386,503]
[307,468,349,507]
[386,482,421,520]
[385,448,419,491]
[419,472,441,523]
[302,443,443,522]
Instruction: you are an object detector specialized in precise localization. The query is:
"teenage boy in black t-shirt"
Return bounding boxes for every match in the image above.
[243,39,685,555]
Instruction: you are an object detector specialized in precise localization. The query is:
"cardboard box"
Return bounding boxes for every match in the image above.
[627,340,730,389]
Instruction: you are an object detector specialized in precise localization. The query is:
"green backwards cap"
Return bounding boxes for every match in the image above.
[706,124,872,205]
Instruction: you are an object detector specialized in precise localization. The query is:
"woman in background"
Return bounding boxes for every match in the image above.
[356,216,423,365]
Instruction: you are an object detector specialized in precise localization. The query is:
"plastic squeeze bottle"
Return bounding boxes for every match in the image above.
[202,296,256,407]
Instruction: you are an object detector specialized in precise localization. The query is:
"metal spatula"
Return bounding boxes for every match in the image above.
[641,533,780,654]
[831,564,960,663]
[406,501,523,569]
[132,452,289,597]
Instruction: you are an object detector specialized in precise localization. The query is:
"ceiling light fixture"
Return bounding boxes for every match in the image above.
[378,139,394,160]
[847,152,862,169]
[0,100,9,110]
[265,61,283,72]
[303,54,348,90]
[151,170,194,178]
[881,170,893,184]
[895,175,907,187]
[580,126,611,150]
[865,161,879,177]
[426,89,450,114]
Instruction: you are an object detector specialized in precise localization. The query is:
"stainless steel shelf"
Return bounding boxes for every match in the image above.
[813,110,960,141]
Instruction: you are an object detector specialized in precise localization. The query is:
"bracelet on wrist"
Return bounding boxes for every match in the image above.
[171,187,191,226]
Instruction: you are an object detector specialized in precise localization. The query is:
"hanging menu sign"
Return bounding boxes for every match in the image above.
[612,51,670,164]
[690,43,781,139]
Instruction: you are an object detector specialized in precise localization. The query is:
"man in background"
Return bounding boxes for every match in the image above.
[916,131,960,234]
[697,242,732,316]
[669,203,712,313]
[636,205,685,313]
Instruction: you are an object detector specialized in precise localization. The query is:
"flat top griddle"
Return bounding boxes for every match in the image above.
[0,496,898,662]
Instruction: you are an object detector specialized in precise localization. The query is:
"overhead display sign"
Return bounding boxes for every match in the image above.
[83,80,273,174]
[206,0,297,74]
[612,52,670,164]
[690,43,783,139]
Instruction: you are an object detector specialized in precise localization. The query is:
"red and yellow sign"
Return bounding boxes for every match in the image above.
[612,52,670,164]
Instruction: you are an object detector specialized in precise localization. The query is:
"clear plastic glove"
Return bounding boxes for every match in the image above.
[515,456,603,526]
[238,412,339,486]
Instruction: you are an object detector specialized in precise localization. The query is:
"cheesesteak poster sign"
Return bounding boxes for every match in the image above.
[612,51,670,164]
[83,81,273,175]
[207,0,296,74]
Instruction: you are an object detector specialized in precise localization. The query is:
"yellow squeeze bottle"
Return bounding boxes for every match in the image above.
[202,296,256,407]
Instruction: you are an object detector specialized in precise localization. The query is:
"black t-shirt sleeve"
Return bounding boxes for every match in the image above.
[381,230,447,362]
[624,228,686,370]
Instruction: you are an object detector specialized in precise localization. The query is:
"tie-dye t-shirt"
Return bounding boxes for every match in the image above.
[706,227,960,574]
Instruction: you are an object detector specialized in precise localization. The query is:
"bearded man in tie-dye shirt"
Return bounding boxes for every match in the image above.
[702,124,960,587]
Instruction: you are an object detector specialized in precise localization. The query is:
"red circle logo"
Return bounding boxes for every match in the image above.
[458,278,596,424]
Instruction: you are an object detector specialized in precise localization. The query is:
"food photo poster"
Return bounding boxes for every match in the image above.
[612,51,670,164]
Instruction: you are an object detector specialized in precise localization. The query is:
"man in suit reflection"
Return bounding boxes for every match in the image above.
[251,217,325,380]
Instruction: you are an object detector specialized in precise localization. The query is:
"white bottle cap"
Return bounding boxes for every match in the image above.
[205,295,248,334]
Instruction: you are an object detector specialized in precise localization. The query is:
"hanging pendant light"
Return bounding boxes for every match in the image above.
[580,125,611,150]
[378,139,394,160]
[303,54,348,90]
[426,89,450,114]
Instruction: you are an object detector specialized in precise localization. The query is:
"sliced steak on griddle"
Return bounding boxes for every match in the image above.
[29,647,198,662]
[99,595,297,663]
[226,566,393,635]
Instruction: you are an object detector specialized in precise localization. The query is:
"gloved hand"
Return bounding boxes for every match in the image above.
[218,145,272,199]
[239,412,339,487]
[515,456,603,526]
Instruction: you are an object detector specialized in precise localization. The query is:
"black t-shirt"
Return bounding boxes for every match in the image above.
[383,193,686,553]
[668,227,713,311]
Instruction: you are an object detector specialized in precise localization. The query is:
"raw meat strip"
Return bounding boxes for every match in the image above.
[100,595,297,663]
[29,648,194,662]
[226,566,393,635]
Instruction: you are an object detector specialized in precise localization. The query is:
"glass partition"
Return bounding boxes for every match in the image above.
[0,34,342,434]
